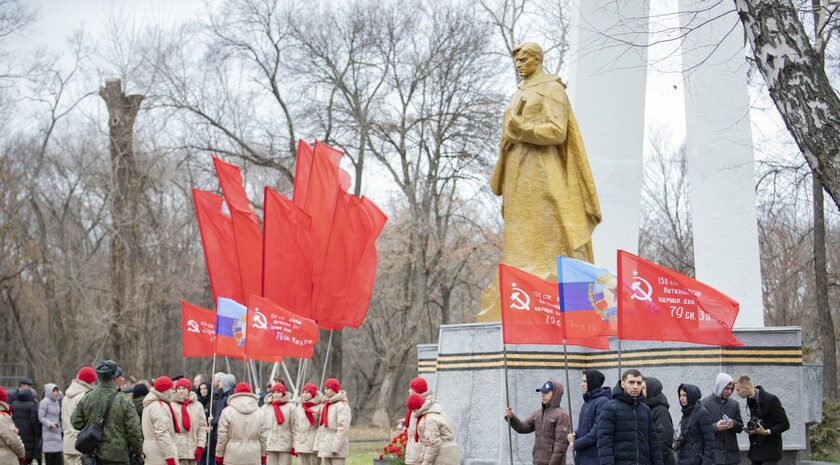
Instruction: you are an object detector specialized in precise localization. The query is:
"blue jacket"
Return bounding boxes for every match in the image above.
[676,384,715,465]
[597,384,664,465]
[573,386,611,465]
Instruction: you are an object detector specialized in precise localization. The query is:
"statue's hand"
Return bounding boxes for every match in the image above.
[508,115,524,136]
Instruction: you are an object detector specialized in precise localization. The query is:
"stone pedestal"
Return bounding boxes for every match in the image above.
[418,323,821,465]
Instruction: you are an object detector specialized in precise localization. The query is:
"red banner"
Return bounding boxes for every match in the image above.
[344,197,387,328]
[263,187,315,319]
[213,157,263,301]
[246,295,319,359]
[617,250,742,346]
[192,189,244,305]
[292,140,315,208]
[499,264,609,349]
[181,301,217,357]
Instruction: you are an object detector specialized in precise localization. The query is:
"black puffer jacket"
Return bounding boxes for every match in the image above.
[597,384,664,465]
[573,385,611,465]
[676,384,715,465]
[643,377,677,465]
[11,389,40,460]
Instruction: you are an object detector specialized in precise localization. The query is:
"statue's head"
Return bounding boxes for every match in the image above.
[512,42,544,78]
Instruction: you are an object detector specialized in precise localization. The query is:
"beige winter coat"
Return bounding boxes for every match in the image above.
[172,391,208,459]
[0,403,25,463]
[415,399,459,465]
[406,391,437,465]
[61,379,93,455]
[291,393,324,454]
[216,393,267,465]
[316,391,351,458]
[260,393,294,452]
[142,388,180,464]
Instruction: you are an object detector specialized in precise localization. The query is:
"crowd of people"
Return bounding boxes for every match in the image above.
[0,360,360,465]
[505,369,790,465]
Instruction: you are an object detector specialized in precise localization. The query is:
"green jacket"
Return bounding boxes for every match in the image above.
[71,381,143,463]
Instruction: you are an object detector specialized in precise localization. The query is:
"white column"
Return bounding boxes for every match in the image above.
[569,0,650,271]
[678,0,764,327]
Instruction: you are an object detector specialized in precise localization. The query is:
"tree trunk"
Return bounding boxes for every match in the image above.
[100,79,146,374]
[371,363,395,428]
[735,0,840,209]
[814,174,836,397]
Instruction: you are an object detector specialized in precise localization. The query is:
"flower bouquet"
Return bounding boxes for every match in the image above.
[377,429,408,465]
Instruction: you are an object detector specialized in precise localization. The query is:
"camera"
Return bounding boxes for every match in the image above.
[745,418,763,432]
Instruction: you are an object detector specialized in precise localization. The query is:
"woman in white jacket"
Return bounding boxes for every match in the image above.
[316,378,351,465]
[261,384,295,465]
[61,367,95,465]
[291,383,324,465]
[172,379,208,465]
[215,383,267,465]
[142,377,180,465]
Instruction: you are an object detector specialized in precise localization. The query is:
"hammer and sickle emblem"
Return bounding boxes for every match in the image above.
[630,276,653,302]
[252,309,268,330]
[187,319,200,333]
[510,284,531,311]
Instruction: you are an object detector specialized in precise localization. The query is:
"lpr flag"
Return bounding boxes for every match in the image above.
[215,297,247,357]
[617,250,742,346]
[557,256,618,339]
[181,301,216,358]
[246,295,319,359]
[499,264,609,349]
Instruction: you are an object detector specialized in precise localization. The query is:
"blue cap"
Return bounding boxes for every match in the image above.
[536,381,553,393]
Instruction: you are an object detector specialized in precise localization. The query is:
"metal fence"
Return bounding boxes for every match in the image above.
[0,362,28,389]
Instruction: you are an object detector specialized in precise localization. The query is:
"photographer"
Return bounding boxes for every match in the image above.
[674,384,714,465]
[734,375,789,465]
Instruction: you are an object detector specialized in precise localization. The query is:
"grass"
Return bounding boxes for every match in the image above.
[347,440,386,465]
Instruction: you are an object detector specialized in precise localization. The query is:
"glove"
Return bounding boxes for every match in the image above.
[291,447,298,457]
[261,456,266,465]
[195,447,204,462]
[166,459,176,465]
[215,457,224,465]
[19,458,24,465]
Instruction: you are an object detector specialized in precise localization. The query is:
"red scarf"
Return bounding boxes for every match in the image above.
[319,400,332,428]
[179,399,192,431]
[414,415,426,442]
[403,408,412,433]
[272,401,286,425]
[161,401,181,433]
[302,402,316,426]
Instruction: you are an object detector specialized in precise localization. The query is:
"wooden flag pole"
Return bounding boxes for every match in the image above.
[563,341,577,463]
[320,330,334,387]
[205,352,217,465]
[503,344,514,465]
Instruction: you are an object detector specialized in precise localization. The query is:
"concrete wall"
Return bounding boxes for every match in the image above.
[420,323,817,465]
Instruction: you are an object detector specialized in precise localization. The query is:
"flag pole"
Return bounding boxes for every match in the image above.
[617,339,622,379]
[205,352,217,465]
[503,343,514,465]
[563,340,577,464]
[320,330,334,387]
[282,360,297,394]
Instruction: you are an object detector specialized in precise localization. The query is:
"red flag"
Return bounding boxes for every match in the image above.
[617,250,742,346]
[246,295,319,359]
[213,157,263,301]
[292,140,315,207]
[263,187,314,319]
[344,197,387,328]
[192,189,245,305]
[303,142,344,280]
[499,264,609,349]
[181,301,217,357]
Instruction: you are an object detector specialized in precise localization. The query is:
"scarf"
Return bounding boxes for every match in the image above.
[161,401,181,433]
[302,402,316,426]
[272,401,286,425]
[404,408,412,433]
[179,399,192,431]
[414,414,426,442]
[319,400,332,428]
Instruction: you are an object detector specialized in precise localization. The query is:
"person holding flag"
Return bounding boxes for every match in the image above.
[504,380,570,465]
[291,383,324,465]
[261,384,295,465]
[316,379,351,465]
[567,370,611,465]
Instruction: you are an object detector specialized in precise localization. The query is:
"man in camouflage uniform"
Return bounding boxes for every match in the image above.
[71,360,143,465]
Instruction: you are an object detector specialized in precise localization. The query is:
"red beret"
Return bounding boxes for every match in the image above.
[406,393,425,410]
[175,378,192,391]
[154,376,174,393]
[409,377,428,394]
[234,382,252,394]
[77,367,97,384]
[270,383,287,394]
[323,378,340,393]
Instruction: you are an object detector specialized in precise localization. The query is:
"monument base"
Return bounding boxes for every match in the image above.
[417,323,822,465]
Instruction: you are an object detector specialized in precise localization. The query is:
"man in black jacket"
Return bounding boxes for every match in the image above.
[597,369,664,465]
[734,374,789,465]
[700,373,743,465]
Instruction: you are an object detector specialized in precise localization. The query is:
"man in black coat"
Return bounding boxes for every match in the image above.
[11,388,40,464]
[597,369,664,465]
[7,378,34,405]
[643,377,677,465]
[700,373,743,465]
[734,374,790,465]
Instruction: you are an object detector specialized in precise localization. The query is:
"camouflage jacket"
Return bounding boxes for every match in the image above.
[71,381,143,463]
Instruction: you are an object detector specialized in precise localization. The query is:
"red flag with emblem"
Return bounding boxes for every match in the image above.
[181,301,217,357]
[617,250,742,346]
[246,295,319,359]
[499,264,609,349]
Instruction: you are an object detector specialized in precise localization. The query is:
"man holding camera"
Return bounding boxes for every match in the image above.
[734,374,789,465]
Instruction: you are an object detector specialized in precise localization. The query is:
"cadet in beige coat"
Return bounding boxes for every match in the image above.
[291,383,324,465]
[62,367,95,465]
[173,379,209,465]
[405,378,437,465]
[261,384,295,465]
[0,386,25,464]
[143,377,180,465]
[410,393,460,465]
[316,378,351,465]
[216,383,267,465]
